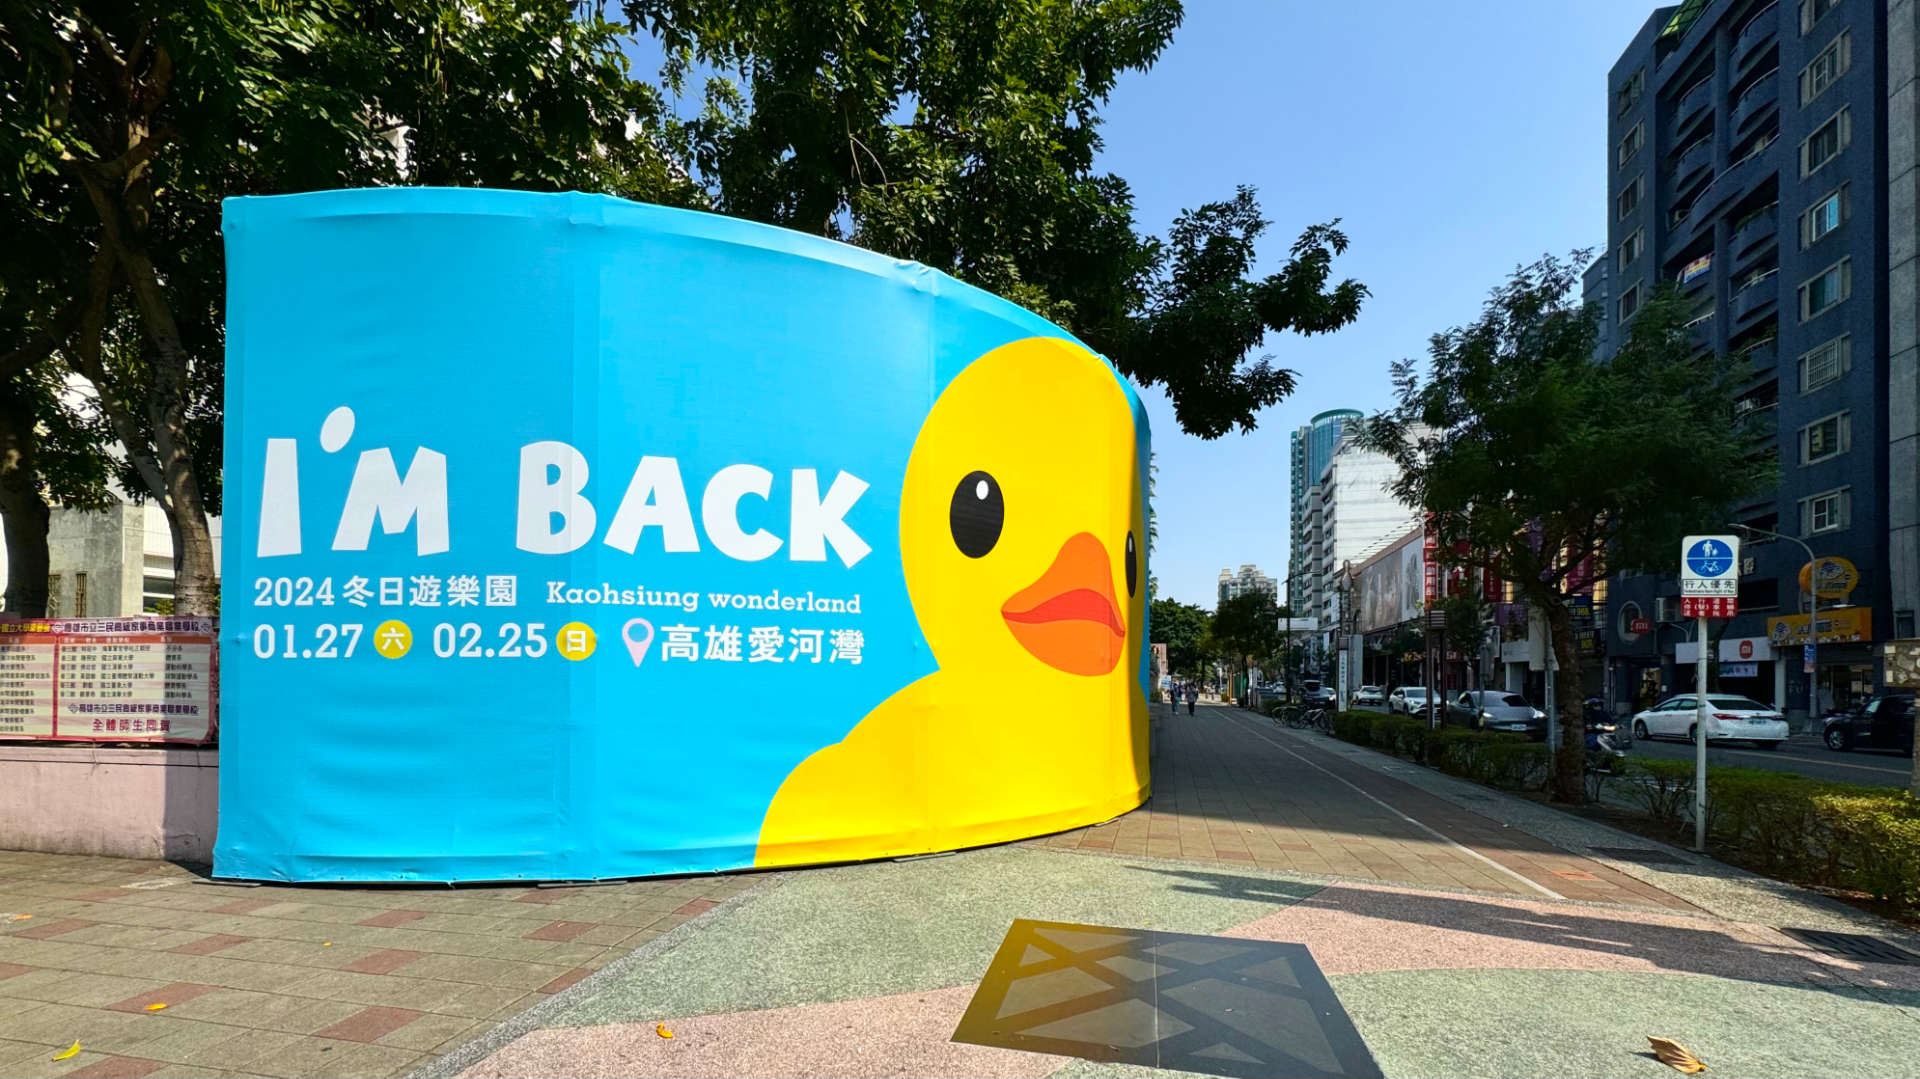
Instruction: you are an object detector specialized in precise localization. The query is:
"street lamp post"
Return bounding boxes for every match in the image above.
[1729,521,1819,733]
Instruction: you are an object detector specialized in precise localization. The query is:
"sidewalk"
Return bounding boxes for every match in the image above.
[7,703,1920,1078]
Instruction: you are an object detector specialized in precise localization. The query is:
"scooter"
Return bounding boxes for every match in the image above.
[1583,697,1629,769]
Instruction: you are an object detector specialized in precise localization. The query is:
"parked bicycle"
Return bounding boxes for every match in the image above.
[1277,705,1331,733]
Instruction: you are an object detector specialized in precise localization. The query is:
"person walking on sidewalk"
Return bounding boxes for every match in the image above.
[1186,684,1197,716]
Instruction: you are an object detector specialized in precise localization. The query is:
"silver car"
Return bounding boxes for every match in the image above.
[1448,690,1547,739]
[1353,685,1386,708]
[1388,686,1431,715]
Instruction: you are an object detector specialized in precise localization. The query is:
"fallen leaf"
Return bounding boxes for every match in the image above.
[9,913,32,921]
[655,1024,673,1039]
[51,1042,80,1061]
[322,942,332,947]
[1648,1037,1706,1074]
[145,1003,167,1011]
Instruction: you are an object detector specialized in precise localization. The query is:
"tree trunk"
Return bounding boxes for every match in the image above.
[1544,600,1586,802]
[0,393,51,617]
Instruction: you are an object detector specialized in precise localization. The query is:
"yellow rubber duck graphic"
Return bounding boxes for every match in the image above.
[756,336,1150,868]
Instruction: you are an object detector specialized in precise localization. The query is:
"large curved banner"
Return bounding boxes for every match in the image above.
[217,189,1150,882]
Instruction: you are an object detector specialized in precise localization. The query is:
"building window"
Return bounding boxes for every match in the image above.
[1799,334,1851,391]
[1617,69,1646,117]
[1617,175,1643,220]
[1739,577,1781,610]
[1618,282,1642,322]
[1618,122,1644,168]
[1800,108,1850,178]
[72,572,87,619]
[1801,0,1840,34]
[1618,229,1644,271]
[1802,487,1849,534]
[1800,185,1848,247]
[1800,32,1851,104]
[1799,259,1850,320]
[45,574,61,617]
[1799,411,1851,463]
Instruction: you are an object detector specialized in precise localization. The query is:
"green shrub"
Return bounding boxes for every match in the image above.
[1330,710,1387,745]
[1811,791,1920,907]
[1482,741,1550,791]
[1624,758,1696,832]
[1368,715,1429,759]
[1705,768,1826,873]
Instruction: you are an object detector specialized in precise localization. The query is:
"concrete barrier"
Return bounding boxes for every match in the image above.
[0,745,218,862]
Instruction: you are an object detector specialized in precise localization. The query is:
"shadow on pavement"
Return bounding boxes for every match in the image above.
[1124,864,1908,992]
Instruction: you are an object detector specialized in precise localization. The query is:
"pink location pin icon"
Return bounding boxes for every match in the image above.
[621,618,654,666]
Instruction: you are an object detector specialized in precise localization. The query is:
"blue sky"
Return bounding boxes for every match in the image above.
[622,1,1660,610]
[1097,0,1656,608]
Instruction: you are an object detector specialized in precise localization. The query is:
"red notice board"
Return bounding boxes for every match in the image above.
[0,618,217,743]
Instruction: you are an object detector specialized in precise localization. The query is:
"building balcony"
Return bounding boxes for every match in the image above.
[1739,335,1777,373]
[1671,138,1715,185]
[1686,309,1717,349]
[1674,78,1714,131]
[1732,69,1778,132]
[1730,270,1779,324]
[1733,3,1778,68]
[1730,203,1778,260]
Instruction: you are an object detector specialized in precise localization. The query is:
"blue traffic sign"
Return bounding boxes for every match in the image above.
[1804,644,1816,663]
[1685,538,1734,578]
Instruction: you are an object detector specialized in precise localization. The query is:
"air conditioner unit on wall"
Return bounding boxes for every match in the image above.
[1742,555,1756,575]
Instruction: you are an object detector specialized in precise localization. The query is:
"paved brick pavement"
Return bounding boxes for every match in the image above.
[1034,703,1697,910]
[0,855,754,1078]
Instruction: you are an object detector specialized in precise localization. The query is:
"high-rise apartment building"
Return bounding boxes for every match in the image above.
[1217,564,1278,609]
[1602,0,1899,720]
[1310,430,1421,639]
[1288,409,1363,595]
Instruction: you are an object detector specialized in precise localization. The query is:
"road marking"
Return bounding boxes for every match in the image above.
[1639,740,1909,777]
[1220,711,1566,901]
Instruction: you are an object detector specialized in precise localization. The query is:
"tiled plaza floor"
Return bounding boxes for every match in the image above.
[0,857,753,1078]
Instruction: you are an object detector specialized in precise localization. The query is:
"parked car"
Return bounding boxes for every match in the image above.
[1353,685,1386,708]
[1823,693,1915,755]
[1445,690,1547,739]
[1387,686,1431,716]
[1629,695,1789,749]
[1299,680,1336,707]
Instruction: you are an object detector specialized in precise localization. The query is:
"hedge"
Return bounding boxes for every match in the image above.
[1622,759,1920,911]
[1325,710,1547,792]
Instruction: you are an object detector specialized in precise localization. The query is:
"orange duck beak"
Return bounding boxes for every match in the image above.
[1000,532,1126,676]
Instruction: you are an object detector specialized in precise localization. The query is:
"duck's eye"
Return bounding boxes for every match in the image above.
[950,471,1003,558]
[1125,531,1138,596]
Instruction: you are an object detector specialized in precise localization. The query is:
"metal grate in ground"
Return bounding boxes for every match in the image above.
[1777,927,1919,965]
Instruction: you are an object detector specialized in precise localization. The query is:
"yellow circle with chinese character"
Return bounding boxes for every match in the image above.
[556,622,596,661]
[372,620,413,659]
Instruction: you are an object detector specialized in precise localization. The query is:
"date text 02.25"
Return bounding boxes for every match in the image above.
[246,622,555,660]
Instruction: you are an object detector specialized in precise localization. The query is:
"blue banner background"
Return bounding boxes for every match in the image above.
[218,189,1148,882]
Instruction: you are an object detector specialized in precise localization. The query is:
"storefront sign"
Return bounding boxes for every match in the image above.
[1766,607,1872,646]
[1798,556,1860,601]
[0,618,216,742]
[1720,662,1758,679]
[219,189,1151,883]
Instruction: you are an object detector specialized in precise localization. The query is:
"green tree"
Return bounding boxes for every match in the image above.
[1366,255,1770,800]
[621,0,1366,438]
[0,0,690,614]
[1149,597,1210,678]
[1441,590,1489,713]
[1211,591,1281,699]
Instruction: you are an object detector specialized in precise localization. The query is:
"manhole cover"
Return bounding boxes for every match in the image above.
[1588,846,1691,866]
[1778,928,1919,965]
[954,919,1382,1078]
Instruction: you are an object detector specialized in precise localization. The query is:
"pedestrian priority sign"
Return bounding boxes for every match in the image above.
[1680,534,1740,604]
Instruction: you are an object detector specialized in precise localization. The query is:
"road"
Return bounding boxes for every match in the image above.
[1628,732,1916,788]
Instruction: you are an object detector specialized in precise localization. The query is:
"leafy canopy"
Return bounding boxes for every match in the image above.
[617,0,1366,436]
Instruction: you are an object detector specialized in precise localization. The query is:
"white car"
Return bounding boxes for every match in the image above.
[1629,694,1789,749]
[1353,685,1386,708]
[1388,686,1431,715]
